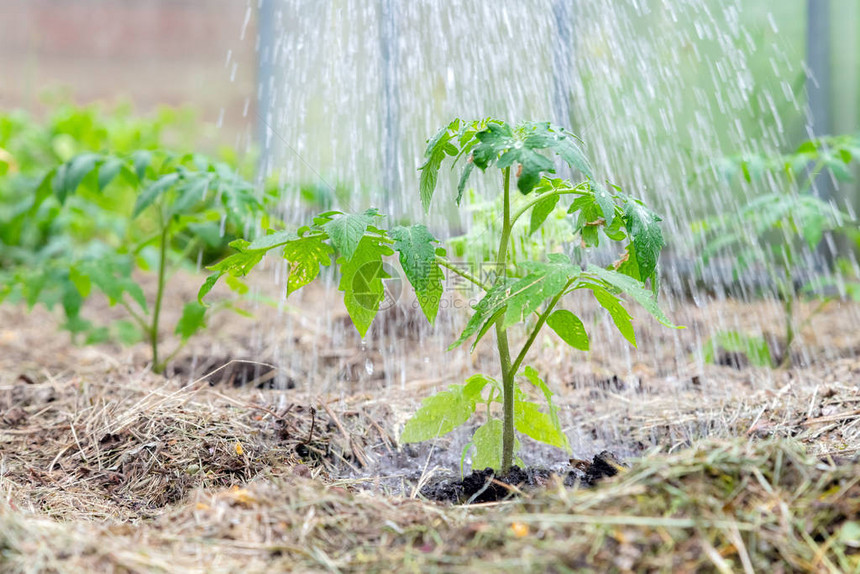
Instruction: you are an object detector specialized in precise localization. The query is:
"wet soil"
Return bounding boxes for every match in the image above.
[167,354,290,388]
[3,276,860,511]
[2,274,860,571]
[421,451,624,504]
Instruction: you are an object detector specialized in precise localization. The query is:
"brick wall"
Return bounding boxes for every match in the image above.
[0,0,257,140]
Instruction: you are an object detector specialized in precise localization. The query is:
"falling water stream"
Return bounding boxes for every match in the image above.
[234,0,859,476]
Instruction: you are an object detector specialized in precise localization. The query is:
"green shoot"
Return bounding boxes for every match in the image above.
[202,118,679,472]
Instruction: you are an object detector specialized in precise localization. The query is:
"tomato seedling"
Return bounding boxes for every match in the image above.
[202,118,678,472]
[695,134,858,366]
[1,150,270,373]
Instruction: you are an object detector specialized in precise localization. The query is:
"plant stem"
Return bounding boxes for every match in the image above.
[151,222,170,373]
[510,284,569,376]
[799,159,826,195]
[435,256,491,291]
[797,297,832,333]
[780,294,794,369]
[509,182,589,228]
[119,298,150,333]
[161,339,188,372]
[776,251,797,369]
[494,166,516,472]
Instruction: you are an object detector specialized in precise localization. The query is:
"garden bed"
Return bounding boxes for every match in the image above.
[2,287,860,572]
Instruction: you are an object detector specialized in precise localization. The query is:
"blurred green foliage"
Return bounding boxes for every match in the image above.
[0,103,277,371]
[446,188,576,268]
[695,133,860,367]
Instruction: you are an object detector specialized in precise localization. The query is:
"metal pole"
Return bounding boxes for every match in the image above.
[379,0,400,215]
[807,0,836,267]
[552,0,574,130]
[806,0,832,197]
[257,0,276,178]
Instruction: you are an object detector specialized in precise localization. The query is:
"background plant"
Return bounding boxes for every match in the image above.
[0,102,253,260]
[446,186,577,268]
[202,118,678,473]
[694,134,859,367]
[0,104,274,373]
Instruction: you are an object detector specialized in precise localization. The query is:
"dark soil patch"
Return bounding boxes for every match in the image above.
[421,451,624,504]
[167,355,291,388]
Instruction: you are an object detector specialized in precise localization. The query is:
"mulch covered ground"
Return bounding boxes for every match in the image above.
[1,281,859,572]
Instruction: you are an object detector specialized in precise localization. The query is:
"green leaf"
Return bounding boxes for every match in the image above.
[615,244,641,282]
[585,283,637,347]
[0,153,10,177]
[187,222,223,248]
[248,230,297,251]
[449,281,512,352]
[503,253,578,328]
[584,265,677,328]
[169,174,209,217]
[323,209,378,261]
[416,255,445,325]
[456,160,475,205]
[471,418,504,471]
[133,172,180,217]
[592,182,616,226]
[198,272,223,304]
[337,235,394,338]
[68,265,92,298]
[514,399,568,450]
[550,132,594,179]
[419,119,460,212]
[30,168,56,213]
[282,235,334,296]
[520,366,570,451]
[506,148,555,195]
[98,157,124,191]
[21,270,49,309]
[529,193,560,235]
[463,373,496,399]
[795,195,843,249]
[207,240,266,277]
[82,259,148,311]
[224,274,249,295]
[131,150,152,181]
[603,212,628,242]
[61,282,84,321]
[84,326,111,345]
[703,331,773,368]
[175,302,207,341]
[390,225,437,292]
[485,123,557,195]
[568,183,616,236]
[523,366,554,409]
[390,225,445,323]
[622,199,664,281]
[401,383,478,443]
[424,118,594,203]
[62,153,100,198]
[546,309,589,351]
[823,153,853,181]
[51,163,69,202]
[472,122,514,170]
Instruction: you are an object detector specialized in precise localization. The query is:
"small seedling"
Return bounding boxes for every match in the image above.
[696,134,858,366]
[1,150,269,373]
[203,118,678,472]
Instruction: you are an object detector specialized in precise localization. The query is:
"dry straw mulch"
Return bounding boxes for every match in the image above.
[0,359,391,523]
[1,357,859,572]
[2,296,860,572]
[1,439,858,573]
